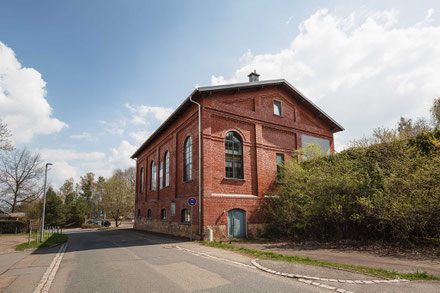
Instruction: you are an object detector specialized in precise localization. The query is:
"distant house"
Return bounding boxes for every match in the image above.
[131,72,343,239]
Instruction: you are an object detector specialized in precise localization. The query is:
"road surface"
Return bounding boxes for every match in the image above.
[47,229,323,292]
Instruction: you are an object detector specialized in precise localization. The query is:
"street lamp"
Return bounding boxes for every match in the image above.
[41,163,52,242]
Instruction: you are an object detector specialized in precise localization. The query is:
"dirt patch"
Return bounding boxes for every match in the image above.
[0,235,29,254]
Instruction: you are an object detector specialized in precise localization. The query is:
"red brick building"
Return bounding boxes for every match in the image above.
[131,72,343,239]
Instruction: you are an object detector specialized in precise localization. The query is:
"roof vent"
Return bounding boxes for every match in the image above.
[248,70,260,82]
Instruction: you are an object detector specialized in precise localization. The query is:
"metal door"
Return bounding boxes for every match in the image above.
[228,209,246,238]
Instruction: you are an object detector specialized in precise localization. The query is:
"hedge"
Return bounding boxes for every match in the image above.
[0,220,26,234]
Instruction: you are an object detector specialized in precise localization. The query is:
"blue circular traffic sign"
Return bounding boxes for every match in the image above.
[188,197,197,206]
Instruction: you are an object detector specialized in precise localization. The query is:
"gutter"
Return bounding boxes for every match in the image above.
[189,95,203,239]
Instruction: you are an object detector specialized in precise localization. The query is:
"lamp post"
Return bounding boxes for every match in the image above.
[41,163,52,242]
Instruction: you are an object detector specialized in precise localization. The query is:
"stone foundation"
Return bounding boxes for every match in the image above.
[134,218,198,239]
[203,223,267,240]
[135,218,267,240]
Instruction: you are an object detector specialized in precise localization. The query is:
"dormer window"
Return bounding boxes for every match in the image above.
[274,100,282,116]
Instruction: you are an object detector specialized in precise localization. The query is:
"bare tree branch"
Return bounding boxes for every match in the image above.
[0,119,13,151]
[0,148,44,212]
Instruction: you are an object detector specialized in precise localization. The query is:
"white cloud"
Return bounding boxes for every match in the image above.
[108,140,137,170]
[125,103,174,125]
[0,41,67,143]
[129,130,151,145]
[69,132,97,142]
[212,9,440,150]
[99,120,125,136]
[37,148,107,188]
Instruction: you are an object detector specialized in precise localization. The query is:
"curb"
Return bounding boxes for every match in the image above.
[251,259,409,293]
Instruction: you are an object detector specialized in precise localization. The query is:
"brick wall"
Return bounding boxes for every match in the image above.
[134,83,335,240]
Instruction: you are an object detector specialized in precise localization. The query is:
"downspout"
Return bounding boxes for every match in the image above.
[189,95,203,239]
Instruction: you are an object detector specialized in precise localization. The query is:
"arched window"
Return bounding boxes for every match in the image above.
[139,167,144,193]
[159,161,164,189]
[147,209,152,219]
[161,208,167,221]
[225,131,243,179]
[150,161,156,191]
[181,209,190,223]
[137,209,141,218]
[183,137,192,181]
[164,151,170,187]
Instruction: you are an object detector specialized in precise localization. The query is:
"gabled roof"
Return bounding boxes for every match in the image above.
[131,79,344,158]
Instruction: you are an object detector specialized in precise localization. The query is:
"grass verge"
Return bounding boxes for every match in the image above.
[15,233,68,251]
[200,241,439,281]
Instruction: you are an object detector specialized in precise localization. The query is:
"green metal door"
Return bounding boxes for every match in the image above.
[228,209,246,238]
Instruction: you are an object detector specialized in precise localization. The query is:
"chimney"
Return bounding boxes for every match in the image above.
[248,70,260,82]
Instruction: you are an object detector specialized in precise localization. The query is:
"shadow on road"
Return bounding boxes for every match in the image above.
[30,229,186,255]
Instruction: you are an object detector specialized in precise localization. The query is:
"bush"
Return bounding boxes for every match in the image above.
[266,130,440,244]
[0,220,26,234]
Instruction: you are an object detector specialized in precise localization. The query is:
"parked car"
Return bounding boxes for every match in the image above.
[86,219,102,225]
[101,220,111,227]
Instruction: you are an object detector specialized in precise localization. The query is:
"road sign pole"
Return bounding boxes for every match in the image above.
[190,206,193,241]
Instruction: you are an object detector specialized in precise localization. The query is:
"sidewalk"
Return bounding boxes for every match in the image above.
[0,235,61,293]
[229,241,440,277]
[187,241,440,292]
[254,259,440,293]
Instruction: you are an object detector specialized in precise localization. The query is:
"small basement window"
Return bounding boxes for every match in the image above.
[273,100,282,116]
[161,209,167,221]
[181,209,190,223]
[147,209,152,219]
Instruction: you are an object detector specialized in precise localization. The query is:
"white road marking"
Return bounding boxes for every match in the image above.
[33,242,67,293]
[175,246,256,269]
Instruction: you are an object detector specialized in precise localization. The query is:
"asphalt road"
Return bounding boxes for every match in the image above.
[48,229,324,293]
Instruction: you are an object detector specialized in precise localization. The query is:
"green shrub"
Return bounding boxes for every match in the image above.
[266,131,440,244]
[0,220,26,234]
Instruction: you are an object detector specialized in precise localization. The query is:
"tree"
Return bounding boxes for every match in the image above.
[0,119,13,151]
[397,117,431,139]
[102,169,134,227]
[432,97,440,128]
[59,178,76,205]
[79,172,96,216]
[0,148,43,212]
[45,187,65,226]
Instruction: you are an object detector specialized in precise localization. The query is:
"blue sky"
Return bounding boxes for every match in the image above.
[1,0,439,187]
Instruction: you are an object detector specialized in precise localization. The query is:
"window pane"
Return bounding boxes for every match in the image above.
[225,131,243,179]
[301,135,330,159]
[274,100,282,116]
[165,152,169,187]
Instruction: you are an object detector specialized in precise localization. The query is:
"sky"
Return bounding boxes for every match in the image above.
[1,0,439,188]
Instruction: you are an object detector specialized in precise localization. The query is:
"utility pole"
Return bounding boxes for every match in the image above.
[41,163,52,242]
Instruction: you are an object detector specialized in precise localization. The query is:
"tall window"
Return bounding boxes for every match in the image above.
[164,151,170,187]
[139,167,144,193]
[161,209,167,221]
[274,100,282,116]
[150,161,157,191]
[159,161,164,189]
[147,209,152,219]
[183,137,192,181]
[137,209,141,218]
[181,209,190,223]
[225,131,243,179]
[276,153,285,175]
